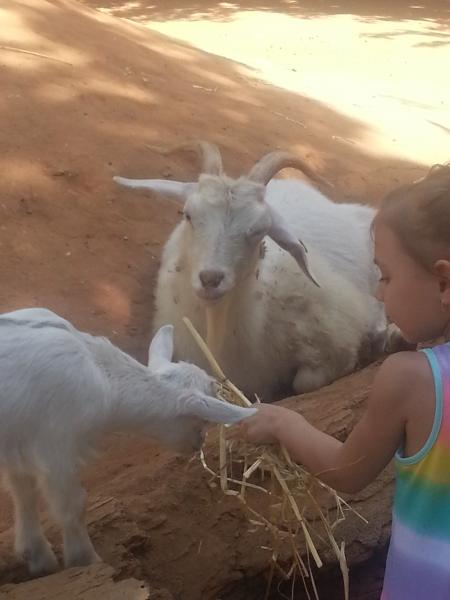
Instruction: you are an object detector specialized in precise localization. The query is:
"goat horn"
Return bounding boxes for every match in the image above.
[149,140,223,176]
[248,151,332,188]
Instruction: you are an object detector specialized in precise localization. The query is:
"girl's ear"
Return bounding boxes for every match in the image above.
[434,260,450,308]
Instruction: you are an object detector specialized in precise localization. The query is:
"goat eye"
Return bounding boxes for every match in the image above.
[184,212,192,223]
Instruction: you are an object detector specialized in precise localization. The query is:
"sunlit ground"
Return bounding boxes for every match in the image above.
[98,3,449,165]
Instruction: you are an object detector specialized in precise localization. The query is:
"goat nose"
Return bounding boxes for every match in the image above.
[199,270,225,288]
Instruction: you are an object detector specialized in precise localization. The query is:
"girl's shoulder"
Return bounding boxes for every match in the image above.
[370,350,433,419]
[374,351,436,447]
[377,350,431,390]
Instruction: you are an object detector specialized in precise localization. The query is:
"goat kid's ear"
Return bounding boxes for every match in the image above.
[182,394,257,424]
[148,325,174,368]
[267,206,320,287]
[113,177,197,203]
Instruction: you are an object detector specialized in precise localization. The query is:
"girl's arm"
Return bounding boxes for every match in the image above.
[239,353,423,493]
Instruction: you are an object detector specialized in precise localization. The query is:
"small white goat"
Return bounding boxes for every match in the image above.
[0,308,254,575]
[114,142,391,400]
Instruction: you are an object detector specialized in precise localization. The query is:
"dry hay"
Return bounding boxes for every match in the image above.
[184,317,367,600]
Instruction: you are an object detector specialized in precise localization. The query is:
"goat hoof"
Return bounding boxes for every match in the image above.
[22,542,58,576]
[65,549,102,568]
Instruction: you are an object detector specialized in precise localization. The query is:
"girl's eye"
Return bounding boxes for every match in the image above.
[379,276,390,283]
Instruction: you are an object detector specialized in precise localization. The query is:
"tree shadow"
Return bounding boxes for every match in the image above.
[0,0,432,363]
[0,3,441,594]
[80,0,450,25]
[363,24,450,44]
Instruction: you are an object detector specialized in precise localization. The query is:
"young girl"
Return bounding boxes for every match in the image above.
[238,165,450,599]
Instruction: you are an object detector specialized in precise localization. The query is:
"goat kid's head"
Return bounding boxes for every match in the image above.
[115,142,325,301]
[147,324,256,453]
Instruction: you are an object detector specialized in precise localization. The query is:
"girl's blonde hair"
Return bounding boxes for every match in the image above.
[375,164,450,269]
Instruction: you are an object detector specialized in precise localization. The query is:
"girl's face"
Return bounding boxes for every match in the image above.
[373,221,449,344]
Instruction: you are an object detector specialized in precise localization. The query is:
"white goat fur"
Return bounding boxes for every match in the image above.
[115,145,389,400]
[0,308,254,575]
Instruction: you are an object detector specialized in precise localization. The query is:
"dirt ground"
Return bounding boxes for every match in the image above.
[0,0,449,598]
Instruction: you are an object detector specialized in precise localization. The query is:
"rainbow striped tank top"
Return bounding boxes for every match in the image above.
[381,343,450,599]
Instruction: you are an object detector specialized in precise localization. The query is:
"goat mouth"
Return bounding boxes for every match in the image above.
[196,288,228,302]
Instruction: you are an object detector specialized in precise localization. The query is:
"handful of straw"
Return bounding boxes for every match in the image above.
[183,317,366,600]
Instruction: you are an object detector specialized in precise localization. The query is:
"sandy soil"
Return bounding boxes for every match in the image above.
[0,0,448,597]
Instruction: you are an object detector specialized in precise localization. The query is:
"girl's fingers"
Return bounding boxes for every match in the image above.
[229,421,248,440]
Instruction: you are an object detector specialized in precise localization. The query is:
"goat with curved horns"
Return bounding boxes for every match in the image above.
[114,142,327,287]
[114,141,391,401]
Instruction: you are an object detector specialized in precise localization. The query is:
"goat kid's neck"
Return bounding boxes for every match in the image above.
[91,340,165,432]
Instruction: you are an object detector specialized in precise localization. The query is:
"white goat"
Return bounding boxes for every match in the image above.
[114,142,391,400]
[0,308,254,575]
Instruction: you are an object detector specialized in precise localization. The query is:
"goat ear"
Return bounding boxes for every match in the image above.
[148,325,174,368]
[182,394,257,424]
[113,177,197,202]
[267,206,320,287]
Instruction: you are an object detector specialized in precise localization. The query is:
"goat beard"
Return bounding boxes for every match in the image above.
[205,293,233,361]
[205,244,262,364]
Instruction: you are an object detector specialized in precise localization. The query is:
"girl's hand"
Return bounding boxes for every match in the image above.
[237,403,295,445]
[234,353,420,494]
